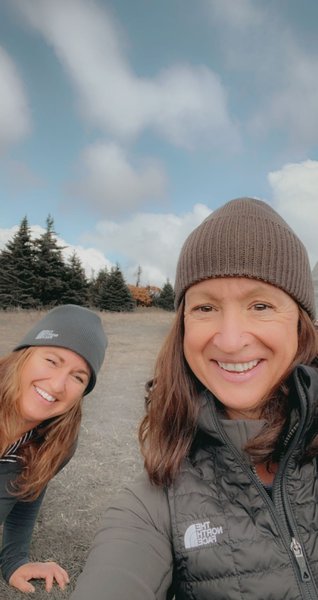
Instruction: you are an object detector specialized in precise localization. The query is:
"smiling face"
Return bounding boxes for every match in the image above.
[18,346,91,432]
[183,277,299,419]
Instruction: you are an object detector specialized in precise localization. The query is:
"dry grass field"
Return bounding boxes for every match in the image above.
[0,308,174,599]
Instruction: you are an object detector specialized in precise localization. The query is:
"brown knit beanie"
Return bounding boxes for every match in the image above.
[174,197,316,320]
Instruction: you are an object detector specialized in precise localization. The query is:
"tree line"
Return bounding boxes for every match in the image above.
[0,216,175,312]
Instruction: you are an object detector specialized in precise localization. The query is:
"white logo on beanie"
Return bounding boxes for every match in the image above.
[35,330,59,340]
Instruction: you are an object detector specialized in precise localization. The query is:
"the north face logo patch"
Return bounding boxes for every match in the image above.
[184,521,223,549]
[35,329,59,340]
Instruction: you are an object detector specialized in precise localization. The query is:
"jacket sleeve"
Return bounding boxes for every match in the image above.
[70,473,174,600]
[0,488,46,582]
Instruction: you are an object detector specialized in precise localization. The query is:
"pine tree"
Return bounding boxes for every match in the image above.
[97,265,135,312]
[33,215,69,307]
[62,252,89,305]
[0,216,39,309]
[89,267,109,307]
[156,280,175,311]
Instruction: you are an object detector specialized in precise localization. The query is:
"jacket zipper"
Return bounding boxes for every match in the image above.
[290,538,311,583]
[209,407,301,591]
[251,464,312,589]
[271,456,316,600]
[207,374,318,600]
[272,372,318,600]
[251,424,314,591]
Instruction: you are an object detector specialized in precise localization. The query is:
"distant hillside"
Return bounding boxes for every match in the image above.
[313,262,318,316]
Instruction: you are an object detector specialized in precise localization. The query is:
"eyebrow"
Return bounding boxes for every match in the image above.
[43,350,90,377]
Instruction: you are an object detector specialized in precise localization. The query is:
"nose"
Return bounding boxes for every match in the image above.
[50,369,68,393]
[212,310,250,354]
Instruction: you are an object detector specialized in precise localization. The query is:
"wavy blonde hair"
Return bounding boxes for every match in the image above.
[0,348,83,501]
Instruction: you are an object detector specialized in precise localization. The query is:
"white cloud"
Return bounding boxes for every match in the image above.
[149,65,237,150]
[62,244,112,279]
[250,50,318,148]
[204,1,318,150]
[202,0,273,72]
[0,46,31,153]
[0,226,19,248]
[12,0,239,150]
[70,142,167,214]
[81,203,212,286]
[268,160,318,266]
[263,46,318,151]
[204,0,263,29]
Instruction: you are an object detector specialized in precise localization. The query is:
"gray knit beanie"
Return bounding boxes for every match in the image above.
[14,304,107,394]
[174,197,316,320]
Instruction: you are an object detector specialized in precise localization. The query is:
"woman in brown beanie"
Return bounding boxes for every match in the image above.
[0,304,107,594]
[71,198,318,600]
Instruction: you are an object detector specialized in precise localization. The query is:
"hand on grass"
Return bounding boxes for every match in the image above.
[9,561,70,593]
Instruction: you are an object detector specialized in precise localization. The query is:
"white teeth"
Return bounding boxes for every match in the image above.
[35,386,56,402]
[217,360,259,373]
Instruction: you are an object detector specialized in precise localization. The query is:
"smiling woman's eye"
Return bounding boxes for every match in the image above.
[46,357,57,365]
[186,304,217,320]
[252,303,272,311]
[190,304,214,314]
[73,373,88,385]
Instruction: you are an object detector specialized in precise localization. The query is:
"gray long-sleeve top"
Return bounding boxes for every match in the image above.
[0,460,46,581]
[0,437,76,583]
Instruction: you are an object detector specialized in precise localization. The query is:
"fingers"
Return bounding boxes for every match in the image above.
[51,564,70,590]
[9,574,35,594]
[45,571,54,593]
[44,563,69,591]
[9,561,70,594]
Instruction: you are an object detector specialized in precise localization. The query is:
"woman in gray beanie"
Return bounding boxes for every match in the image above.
[0,304,107,594]
[71,198,318,600]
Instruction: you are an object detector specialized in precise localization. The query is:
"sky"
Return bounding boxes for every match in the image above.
[0,0,318,287]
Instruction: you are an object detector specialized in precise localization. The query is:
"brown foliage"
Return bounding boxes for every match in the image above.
[128,285,154,306]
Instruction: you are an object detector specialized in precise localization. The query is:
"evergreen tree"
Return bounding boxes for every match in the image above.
[33,215,69,307]
[97,265,135,312]
[0,216,39,309]
[62,252,89,305]
[89,267,109,307]
[156,280,175,311]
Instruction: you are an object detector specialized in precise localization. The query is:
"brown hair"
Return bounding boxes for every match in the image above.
[139,300,202,486]
[139,305,318,486]
[0,348,82,501]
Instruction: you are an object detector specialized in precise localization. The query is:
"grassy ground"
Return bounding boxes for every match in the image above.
[0,308,174,599]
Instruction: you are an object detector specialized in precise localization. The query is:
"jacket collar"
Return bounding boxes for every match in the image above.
[196,365,318,447]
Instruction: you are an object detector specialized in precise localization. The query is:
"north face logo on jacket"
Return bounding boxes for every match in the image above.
[184,521,223,549]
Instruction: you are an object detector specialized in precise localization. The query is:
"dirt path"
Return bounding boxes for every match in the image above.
[0,308,174,599]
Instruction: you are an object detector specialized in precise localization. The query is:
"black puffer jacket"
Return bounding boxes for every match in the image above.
[169,365,318,599]
[71,365,318,600]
